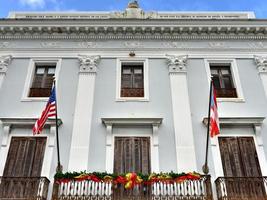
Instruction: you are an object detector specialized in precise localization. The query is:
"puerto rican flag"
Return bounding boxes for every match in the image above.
[33,86,56,135]
[210,83,220,137]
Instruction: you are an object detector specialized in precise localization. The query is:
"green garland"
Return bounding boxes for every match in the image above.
[55,171,201,181]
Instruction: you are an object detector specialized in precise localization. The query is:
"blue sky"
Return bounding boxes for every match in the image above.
[0,0,266,18]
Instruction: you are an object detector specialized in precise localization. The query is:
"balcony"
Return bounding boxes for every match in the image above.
[215,177,267,200]
[215,88,237,98]
[121,88,144,97]
[0,176,49,200]
[52,175,212,200]
[29,87,51,97]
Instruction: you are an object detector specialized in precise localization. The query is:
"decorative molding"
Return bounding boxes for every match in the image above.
[202,117,265,126]
[166,55,188,73]
[254,55,267,73]
[0,55,12,73]
[1,34,267,41]
[1,21,267,40]
[78,55,101,73]
[102,117,163,127]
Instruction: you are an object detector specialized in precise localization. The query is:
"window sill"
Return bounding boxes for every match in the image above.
[116,97,149,102]
[217,97,245,102]
[21,97,48,102]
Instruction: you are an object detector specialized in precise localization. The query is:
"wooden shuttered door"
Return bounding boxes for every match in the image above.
[3,137,47,177]
[219,137,262,177]
[0,137,47,199]
[114,137,151,174]
[219,137,266,198]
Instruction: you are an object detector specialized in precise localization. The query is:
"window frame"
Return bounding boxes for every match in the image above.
[204,59,244,102]
[22,58,61,101]
[116,58,149,101]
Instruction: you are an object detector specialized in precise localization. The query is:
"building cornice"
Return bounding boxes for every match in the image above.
[202,117,265,127]
[101,117,163,126]
[1,19,267,40]
[0,118,63,127]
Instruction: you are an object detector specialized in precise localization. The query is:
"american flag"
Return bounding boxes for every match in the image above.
[209,83,220,137]
[33,86,56,135]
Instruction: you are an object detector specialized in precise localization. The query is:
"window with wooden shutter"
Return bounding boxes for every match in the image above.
[114,137,150,174]
[120,63,144,97]
[210,65,237,98]
[29,65,56,97]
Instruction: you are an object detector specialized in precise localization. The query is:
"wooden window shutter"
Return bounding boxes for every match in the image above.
[120,64,144,97]
[29,65,56,97]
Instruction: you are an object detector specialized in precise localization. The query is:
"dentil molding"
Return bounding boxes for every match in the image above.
[78,55,101,73]
[166,55,188,73]
[0,55,12,73]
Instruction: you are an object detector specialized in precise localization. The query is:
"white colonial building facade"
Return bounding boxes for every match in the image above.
[0,1,267,199]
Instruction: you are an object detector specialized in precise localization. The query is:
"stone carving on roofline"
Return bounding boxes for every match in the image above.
[111,0,146,19]
[166,55,188,73]
[78,55,101,73]
[254,55,267,73]
[0,55,12,73]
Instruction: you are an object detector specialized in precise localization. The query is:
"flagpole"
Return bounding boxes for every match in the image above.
[54,79,62,173]
[202,80,213,174]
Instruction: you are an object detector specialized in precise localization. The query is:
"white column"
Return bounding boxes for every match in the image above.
[105,124,113,173]
[254,55,267,97]
[0,124,10,176]
[0,55,12,89]
[68,55,100,171]
[41,125,56,177]
[254,124,267,176]
[166,55,197,172]
[152,124,160,173]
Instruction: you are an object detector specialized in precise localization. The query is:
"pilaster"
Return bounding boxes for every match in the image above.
[254,124,267,176]
[0,55,12,89]
[166,55,197,172]
[68,55,101,171]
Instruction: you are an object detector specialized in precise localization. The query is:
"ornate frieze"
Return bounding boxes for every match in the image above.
[78,42,97,48]
[163,42,188,48]
[78,55,101,73]
[209,42,227,48]
[40,42,60,48]
[0,55,12,73]
[0,42,12,48]
[166,55,188,73]
[124,41,143,48]
[254,55,267,73]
